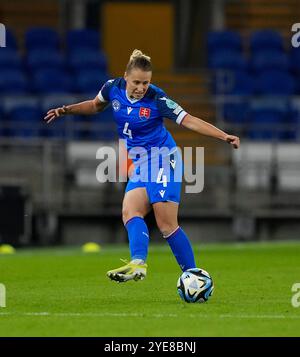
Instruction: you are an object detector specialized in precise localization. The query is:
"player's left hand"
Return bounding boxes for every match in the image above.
[225,135,240,149]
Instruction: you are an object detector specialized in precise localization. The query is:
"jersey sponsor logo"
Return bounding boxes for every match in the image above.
[112,99,121,112]
[139,107,151,119]
[127,107,133,115]
[159,190,165,198]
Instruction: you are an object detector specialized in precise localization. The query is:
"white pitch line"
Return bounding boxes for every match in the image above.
[0,312,300,319]
[220,314,300,319]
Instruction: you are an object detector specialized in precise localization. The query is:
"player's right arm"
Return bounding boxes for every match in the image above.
[44,96,106,124]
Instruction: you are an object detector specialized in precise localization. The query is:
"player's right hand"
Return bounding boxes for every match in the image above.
[44,105,67,123]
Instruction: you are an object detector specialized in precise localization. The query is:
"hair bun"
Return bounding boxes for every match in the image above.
[130,49,151,62]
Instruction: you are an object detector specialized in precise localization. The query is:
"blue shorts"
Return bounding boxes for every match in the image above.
[125,149,183,204]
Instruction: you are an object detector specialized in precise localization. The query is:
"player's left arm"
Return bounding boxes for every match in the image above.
[181,114,240,149]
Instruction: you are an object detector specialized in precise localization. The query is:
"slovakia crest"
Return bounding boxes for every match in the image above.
[139,107,151,119]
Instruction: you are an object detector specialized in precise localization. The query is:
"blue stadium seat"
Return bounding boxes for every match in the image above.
[27,49,65,72]
[250,30,284,53]
[25,27,60,51]
[87,106,116,140]
[66,29,101,52]
[209,50,247,71]
[250,51,289,73]
[248,99,291,140]
[213,70,254,95]
[284,104,299,140]
[68,49,107,72]
[255,70,296,95]
[0,48,22,70]
[5,28,18,49]
[9,105,42,138]
[248,107,285,140]
[33,69,73,94]
[0,106,6,136]
[76,69,109,94]
[289,48,300,74]
[207,30,242,54]
[41,95,81,139]
[0,69,29,94]
[223,101,250,125]
[290,47,300,93]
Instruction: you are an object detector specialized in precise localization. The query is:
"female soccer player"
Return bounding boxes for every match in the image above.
[44,49,240,283]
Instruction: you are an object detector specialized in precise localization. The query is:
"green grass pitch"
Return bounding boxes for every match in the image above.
[0,241,300,337]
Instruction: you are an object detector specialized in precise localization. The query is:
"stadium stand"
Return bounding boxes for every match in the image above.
[4,28,18,49]
[250,51,289,73]
[209,50,248,71]
[0,48,23,70]
[76,69,109,94]
[66,29,101,52]
[25,27,60,52]
[0,69,29,94]
[26,49,65,72]
[68,49,108,73]
[9,104,42,138]
[32,68,73,94]
[255,70,296,95]
[207,30,243,54]
[208,26,299,142]
[249,30,284,53]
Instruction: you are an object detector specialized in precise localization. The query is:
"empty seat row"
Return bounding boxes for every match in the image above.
[207,30,287,55]
[213,70,298,96]
[0,68,109,95]
[221,97,300,141]
[5,27,102,52]
[0,102,116,140]
[0,48,108,71]
[209,49,300,74]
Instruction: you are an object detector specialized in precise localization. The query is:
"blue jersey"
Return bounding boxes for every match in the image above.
[98,77,187,204]
[97,77,188,156]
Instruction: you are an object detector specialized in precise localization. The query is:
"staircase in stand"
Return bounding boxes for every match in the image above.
[225,0,300,41]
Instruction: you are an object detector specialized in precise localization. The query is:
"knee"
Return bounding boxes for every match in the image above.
[156,220,178,237]
[122,206,143,225]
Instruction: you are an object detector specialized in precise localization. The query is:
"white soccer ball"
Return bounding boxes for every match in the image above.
[177,268,214,303]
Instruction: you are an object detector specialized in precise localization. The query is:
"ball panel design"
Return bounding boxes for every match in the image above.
[177,268,214,303]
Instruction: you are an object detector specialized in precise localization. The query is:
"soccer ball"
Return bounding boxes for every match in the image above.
[177,268,214,303]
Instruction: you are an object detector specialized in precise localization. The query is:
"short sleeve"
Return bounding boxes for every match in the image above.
[156,96,188,124]
[97,79,115,102]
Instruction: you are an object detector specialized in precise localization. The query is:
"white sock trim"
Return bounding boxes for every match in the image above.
[163,226,180,239]
[130,259,145,265]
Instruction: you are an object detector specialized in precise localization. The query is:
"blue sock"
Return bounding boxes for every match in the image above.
[165,227,196,271]
[125,216,149,262]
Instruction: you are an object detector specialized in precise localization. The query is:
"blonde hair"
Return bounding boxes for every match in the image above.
[126,49,152,73]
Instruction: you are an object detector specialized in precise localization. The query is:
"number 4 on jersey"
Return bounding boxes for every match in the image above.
[156,168,167,187]
[123,122,133,139]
